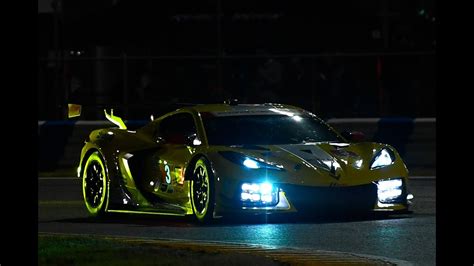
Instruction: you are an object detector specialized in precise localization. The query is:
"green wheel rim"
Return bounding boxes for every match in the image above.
[82,152,108,215]
[191,159,210,219]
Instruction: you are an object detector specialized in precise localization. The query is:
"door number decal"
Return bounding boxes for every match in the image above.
[164,164,171,184]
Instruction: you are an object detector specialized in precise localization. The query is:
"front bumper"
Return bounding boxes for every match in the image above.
[214,181,410,216]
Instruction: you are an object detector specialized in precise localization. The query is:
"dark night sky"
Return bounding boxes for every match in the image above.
[37,0,436,119]
[39,0,435,56]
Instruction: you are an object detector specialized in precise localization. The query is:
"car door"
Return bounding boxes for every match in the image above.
[141,112,198,212]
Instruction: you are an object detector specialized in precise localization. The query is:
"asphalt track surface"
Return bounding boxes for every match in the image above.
[39,177,435,265]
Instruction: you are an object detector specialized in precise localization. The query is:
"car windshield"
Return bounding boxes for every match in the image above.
[202,114,343,145]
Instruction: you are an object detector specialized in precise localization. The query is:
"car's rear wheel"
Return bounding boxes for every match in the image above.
[82,151,108,217]
[190,157,215,223]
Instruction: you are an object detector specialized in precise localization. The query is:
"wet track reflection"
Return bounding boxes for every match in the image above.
[39,178,435,265]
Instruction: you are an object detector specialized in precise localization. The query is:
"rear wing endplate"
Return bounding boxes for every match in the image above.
[68,104,82,118]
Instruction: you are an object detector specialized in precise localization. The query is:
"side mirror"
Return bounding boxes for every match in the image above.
[341,131,366,142]
[185,133,202,147]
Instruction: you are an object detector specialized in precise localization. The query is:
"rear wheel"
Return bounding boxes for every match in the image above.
[82,151,108,217]
[190,157,215,223]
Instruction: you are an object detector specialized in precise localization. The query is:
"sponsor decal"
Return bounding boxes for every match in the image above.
[154,160,175,193]
[174,167,184,185]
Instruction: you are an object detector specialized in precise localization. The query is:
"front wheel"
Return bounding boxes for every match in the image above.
[190,157,215,223]
[82,151,109,217]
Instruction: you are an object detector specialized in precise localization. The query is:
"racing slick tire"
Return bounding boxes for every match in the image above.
[190,157,215,223]
[82,151,109,217]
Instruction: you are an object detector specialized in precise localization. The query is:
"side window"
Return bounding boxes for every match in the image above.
[158,113,197,144]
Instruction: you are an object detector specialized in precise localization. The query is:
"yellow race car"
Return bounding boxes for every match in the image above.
[77,102,413,223]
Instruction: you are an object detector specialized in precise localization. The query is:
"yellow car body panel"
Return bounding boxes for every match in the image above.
[78,103,412,218]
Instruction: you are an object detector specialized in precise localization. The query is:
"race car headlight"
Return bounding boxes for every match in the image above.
[242,157,282,170]
[219,151,284,171]
[370,148,395,169]
[243,158,259,169]
[241,182,279,206]
[376,178,403,203]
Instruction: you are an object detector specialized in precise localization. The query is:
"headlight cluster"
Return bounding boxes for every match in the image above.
[219,151,284,171]
[376,178,403,203]
[240,182,279,206]
[242,158,282,170]
[370,148,395,169]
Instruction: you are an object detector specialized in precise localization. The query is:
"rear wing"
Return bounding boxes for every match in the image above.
[67,104,127,130]
[104,109,127,129]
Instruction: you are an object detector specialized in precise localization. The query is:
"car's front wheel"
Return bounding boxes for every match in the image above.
[190,157,215,223]
[82,151,109,217]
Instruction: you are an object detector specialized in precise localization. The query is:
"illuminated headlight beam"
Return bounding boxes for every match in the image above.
[241,182,279,206]
[371,148,395,169]
[260,182,273,194]
[378,179,402,190]
[376,179,403,203]
[243,158,259,169]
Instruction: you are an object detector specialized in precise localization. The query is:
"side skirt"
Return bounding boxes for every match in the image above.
[106,209,187,216]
